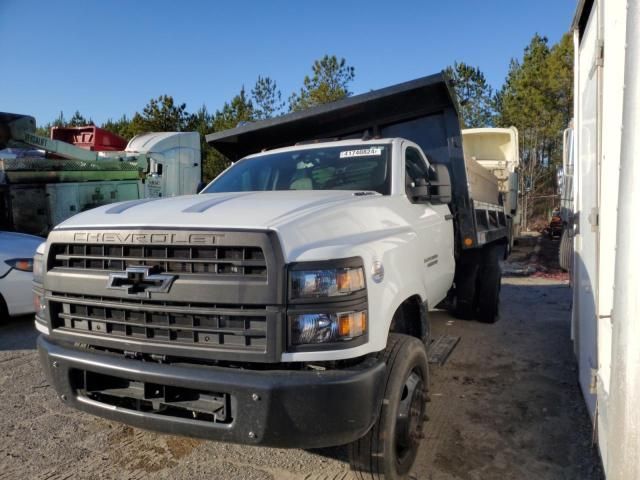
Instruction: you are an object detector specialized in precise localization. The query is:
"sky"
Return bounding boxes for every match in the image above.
[1,0,577,126]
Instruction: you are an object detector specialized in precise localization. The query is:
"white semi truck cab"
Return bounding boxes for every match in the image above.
[34,74,508,479]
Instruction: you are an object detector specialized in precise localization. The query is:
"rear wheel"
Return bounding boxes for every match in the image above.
[349,334,429,480]
[559,228,572,272]
[453,261,479,320]
[476,245,503,323]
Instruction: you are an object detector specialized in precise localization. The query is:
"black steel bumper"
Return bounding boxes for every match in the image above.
[38,336,386,448]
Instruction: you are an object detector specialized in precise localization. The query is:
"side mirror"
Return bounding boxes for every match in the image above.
[196,181,207,194]
[409,178,430,202]
[409,165,453,204]
[428,164,452,204]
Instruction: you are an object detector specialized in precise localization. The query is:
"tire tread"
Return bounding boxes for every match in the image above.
[349,334,428,480]
[476,245,502,323]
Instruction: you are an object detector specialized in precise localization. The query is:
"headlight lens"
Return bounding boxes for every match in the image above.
[5,258,34,272]
[290,310,367,344]
[33,292,46,317]
[290,267,365,298]
[33,243,46,283]
[33,254,44,283]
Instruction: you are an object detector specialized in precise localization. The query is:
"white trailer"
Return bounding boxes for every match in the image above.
[570,0,640,477]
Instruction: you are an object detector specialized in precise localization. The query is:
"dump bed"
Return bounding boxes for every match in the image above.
[462,127,519,217]
[207,73,508,250]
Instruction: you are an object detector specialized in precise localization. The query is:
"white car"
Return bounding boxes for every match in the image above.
[0,231,44,320]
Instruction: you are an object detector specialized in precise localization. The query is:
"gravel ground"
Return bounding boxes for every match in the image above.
[0,236,603,479]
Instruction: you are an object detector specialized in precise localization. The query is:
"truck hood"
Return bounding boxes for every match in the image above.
[54,191,412,262]
[56,191,378,230]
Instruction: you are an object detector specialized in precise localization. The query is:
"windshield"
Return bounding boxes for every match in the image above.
[203,144,391,195]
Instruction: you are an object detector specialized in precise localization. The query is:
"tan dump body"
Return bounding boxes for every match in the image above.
[461,127,519,216]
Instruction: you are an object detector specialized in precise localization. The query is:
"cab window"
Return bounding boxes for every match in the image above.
[405,146,430,200]
[204,144,392,195]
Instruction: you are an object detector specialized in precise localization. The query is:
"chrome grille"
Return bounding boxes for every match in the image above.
[50,294,268,352]
[43,229,284,361]
[50,243,267,276]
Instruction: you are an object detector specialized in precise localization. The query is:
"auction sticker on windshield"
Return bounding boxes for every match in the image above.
[339,147,383,158]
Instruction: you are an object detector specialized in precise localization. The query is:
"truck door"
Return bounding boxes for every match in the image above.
[146,159,164,197]
[403,143,455,306]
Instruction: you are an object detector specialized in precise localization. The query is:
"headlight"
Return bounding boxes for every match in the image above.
[290,310,367,345]
[33,292,47,318]
[290,267,365,299]
[32,242,46,283]
[5,258,34,272]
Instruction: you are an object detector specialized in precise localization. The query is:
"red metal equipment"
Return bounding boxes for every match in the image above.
[51,126,127,151]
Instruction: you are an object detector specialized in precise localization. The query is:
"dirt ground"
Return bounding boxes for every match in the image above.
[0,234,603,479]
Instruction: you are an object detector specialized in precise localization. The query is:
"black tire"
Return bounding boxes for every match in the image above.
[506,218,514,258]
[349,334,429,480]
[0,294,8,324]
[559,228,572,272]
[453,261,479,320]
[476,245,502,323]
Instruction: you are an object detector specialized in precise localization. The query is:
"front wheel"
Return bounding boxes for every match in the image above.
[349,334,429,480]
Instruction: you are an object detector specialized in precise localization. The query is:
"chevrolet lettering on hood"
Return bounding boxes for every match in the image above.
[72,231,224,245]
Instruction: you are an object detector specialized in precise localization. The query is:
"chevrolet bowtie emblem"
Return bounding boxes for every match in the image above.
[107,266,176,297]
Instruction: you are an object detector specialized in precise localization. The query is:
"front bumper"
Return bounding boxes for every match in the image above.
[38,335,386,448]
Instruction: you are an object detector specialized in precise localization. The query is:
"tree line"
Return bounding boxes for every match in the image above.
[447,33,572,228]
[38,36,572,228]
[37,55,355,181]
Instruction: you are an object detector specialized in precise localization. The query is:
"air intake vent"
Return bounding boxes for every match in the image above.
[51,243,267,277]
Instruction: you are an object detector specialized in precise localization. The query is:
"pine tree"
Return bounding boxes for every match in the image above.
[289,55,355,111]
[251,76,284,120]
[203,88,256,180]
[101,115,133,139]
[495,33,573,229]
[128,95,190,136]
[445,62,494,128]
[212,87,254,131]
[68,110,94,127]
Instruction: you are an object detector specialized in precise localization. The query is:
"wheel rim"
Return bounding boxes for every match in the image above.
[395,370,425,465]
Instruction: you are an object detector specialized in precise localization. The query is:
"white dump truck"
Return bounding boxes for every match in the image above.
[0,113,201,235]
[34,74,510,479]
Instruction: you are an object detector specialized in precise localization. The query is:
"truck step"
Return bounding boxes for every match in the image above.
[428,334,460,366]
